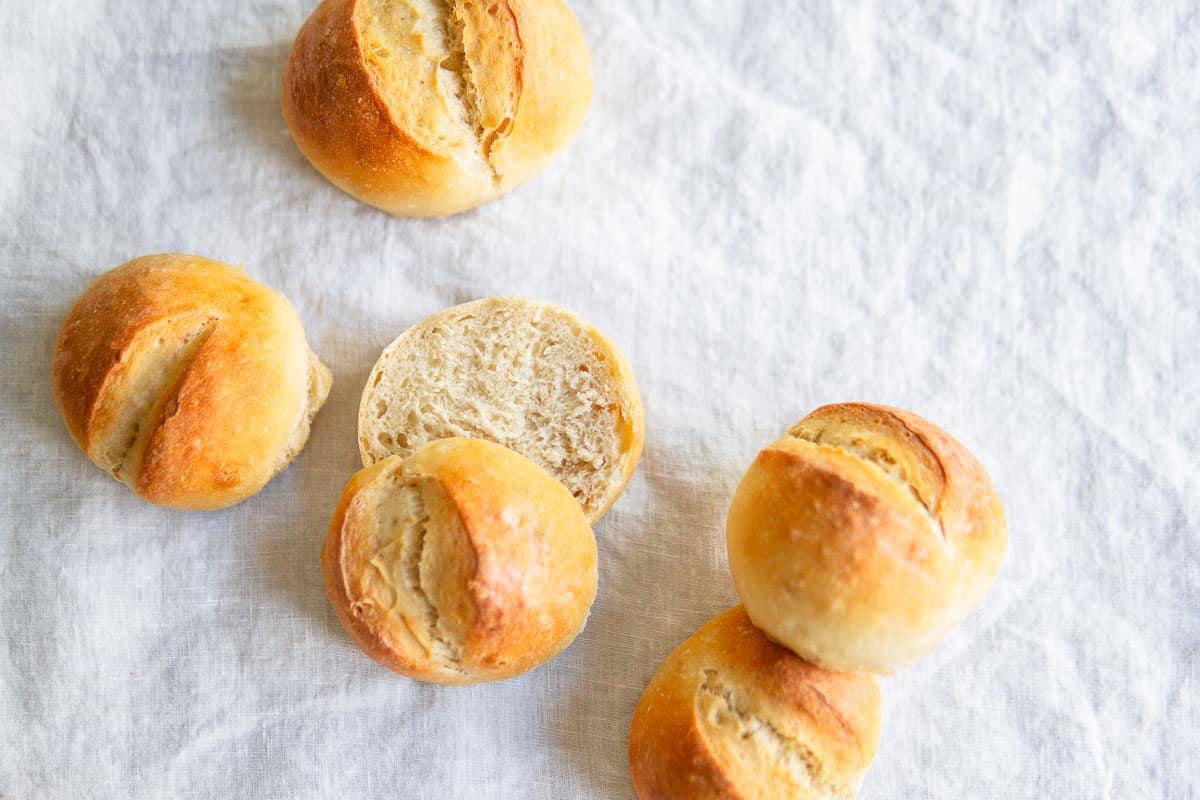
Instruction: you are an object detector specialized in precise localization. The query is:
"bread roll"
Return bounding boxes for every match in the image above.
[52,254,332,511]
[282,0,592,217]
[358,296,643,524]
[629,606,882,800]
[726,403,1008,673]
[322,437,597,684]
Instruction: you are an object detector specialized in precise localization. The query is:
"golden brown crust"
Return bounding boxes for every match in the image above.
[487,0,591,185]
[322,459,407,672]
[727,403,1008,673]
[282,0,468,217]
[322,438,598,684]
[281,0,591,218]
[51,254,330,511]
[629,607,882,800]
[581,321,645,523]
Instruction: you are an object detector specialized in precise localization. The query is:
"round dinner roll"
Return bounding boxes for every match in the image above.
[726,403,1008,673]
[359,296,643,524]
[322,437,598,684]
[629,606,882,800]
[282,0,592,217]
[52,254,332,511]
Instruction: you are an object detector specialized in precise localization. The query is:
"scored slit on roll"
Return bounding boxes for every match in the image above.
[726,402,1008,673]
[323,439,598,685]
[351,475,467,671]
[697,669,856,800]
[356,0,520,183]
[787,405,949,542]
[91,313,218,481]
[52,254,332,510]
[282,0,590,216]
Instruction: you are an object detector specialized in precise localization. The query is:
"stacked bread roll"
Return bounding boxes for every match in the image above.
[325,296,644,683]
[629,403,1007,799]
[323,437,600,684]
[53,265,643,683]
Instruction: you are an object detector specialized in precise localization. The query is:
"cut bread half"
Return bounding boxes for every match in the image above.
[359,297,643,524]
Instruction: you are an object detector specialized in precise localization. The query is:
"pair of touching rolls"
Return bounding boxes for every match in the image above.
[55,256,643,687]
[629,404,1008,799]
[328,297,644,684]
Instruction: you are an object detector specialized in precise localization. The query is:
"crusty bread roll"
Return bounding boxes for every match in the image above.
[358,296,643,524]
[282,0,592,217]
[629,606,882,800]
[52,254,332,511]
[726,403,1008,673]
[322,437,597,684]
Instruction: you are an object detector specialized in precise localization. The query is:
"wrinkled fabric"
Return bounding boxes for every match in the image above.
[1,1,1197,797]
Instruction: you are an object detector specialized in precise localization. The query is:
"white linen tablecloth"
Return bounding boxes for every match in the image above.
[1,1,1197,796]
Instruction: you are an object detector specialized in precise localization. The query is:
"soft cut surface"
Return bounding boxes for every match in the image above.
[323,438,598,685]
[51,254,332,510]
[359,296,644,523]
[727,403,1008,673]
[629,606,882,800]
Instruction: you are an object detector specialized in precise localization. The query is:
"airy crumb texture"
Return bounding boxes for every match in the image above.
[359,297,643,523]
[628,606,882,800]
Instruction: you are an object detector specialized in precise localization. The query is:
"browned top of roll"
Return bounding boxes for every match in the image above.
[282,0,592,217]
[629,606,882,800]
[322,437,598,685]
[52,254,330,510]
[728,402,1008,672]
